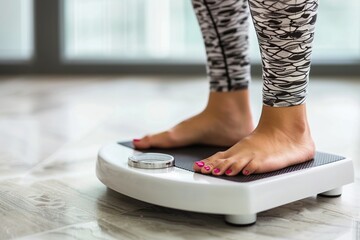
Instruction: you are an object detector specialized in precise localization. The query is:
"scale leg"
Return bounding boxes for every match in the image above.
[225,214,257,226]
[318,187,342,197]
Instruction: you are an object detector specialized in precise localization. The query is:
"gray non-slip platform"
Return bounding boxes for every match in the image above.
[119,141,346,183]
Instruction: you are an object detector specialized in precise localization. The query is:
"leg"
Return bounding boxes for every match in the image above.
[194,0,318,175]
[133,0,254,149]
[194,0,251,92]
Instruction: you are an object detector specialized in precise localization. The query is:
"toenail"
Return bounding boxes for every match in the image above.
[195,161,205,167]
[133,139,141,142]
[204,166,211,171]
[243,170,250,175]
[225,169,232,175]
[213,168,220,174]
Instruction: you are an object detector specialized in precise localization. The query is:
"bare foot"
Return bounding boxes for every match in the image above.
[133,91,254,149]
[193,104,315,176]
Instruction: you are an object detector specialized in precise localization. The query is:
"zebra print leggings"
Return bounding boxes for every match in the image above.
[191,0,318,107]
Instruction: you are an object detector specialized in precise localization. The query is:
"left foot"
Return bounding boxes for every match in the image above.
[193,104,315,176]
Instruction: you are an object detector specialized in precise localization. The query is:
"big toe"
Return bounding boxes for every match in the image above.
[133,136,151,149]
[133,131,177,149]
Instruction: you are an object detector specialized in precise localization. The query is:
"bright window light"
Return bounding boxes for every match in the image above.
[0,0,33,61]
[64,0,360,63]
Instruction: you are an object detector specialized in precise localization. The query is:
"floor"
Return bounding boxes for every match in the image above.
[0,75,359,240]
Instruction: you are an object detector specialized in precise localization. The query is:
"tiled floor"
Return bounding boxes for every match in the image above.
[0,75,359,240]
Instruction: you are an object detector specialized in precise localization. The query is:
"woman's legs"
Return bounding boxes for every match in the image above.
[193,0,251,91]
[194,0,318,175]
[133,0,254,149]
[252,0,318,107]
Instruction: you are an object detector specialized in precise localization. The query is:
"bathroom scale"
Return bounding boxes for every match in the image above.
[96,141,354,225]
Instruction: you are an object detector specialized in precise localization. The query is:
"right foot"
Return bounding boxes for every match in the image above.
[133,91,254,149]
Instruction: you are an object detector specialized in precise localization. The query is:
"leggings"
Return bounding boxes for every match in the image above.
[191,0,318,107]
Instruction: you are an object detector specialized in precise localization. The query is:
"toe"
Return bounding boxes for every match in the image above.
[193,160,205,171]
[133,131,176,149]
[201,164,213,174]
[197,151,228,174]
[242,159,260,175]
[200,158,223,174]
[225,156,252,176]
[199,159,217,174]
[133,136,151,149]
[211,158,234,175]
[147,130,193,148]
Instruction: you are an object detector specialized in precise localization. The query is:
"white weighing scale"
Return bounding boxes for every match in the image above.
[96,142,354,226]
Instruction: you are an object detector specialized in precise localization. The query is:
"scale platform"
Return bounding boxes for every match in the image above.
[96,142,354,226]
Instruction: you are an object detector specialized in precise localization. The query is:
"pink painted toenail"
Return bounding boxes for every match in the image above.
[213,168,220,174]
[195,161,205,167]
[243,170,250,175]
[204,166,211,171]
[133,139,141,142]
[225,169,232,174]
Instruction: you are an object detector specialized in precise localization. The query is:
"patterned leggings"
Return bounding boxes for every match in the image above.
[191,0,318,107]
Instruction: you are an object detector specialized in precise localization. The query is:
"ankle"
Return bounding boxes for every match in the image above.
[257,104,311,137]
[206,90,252,116]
